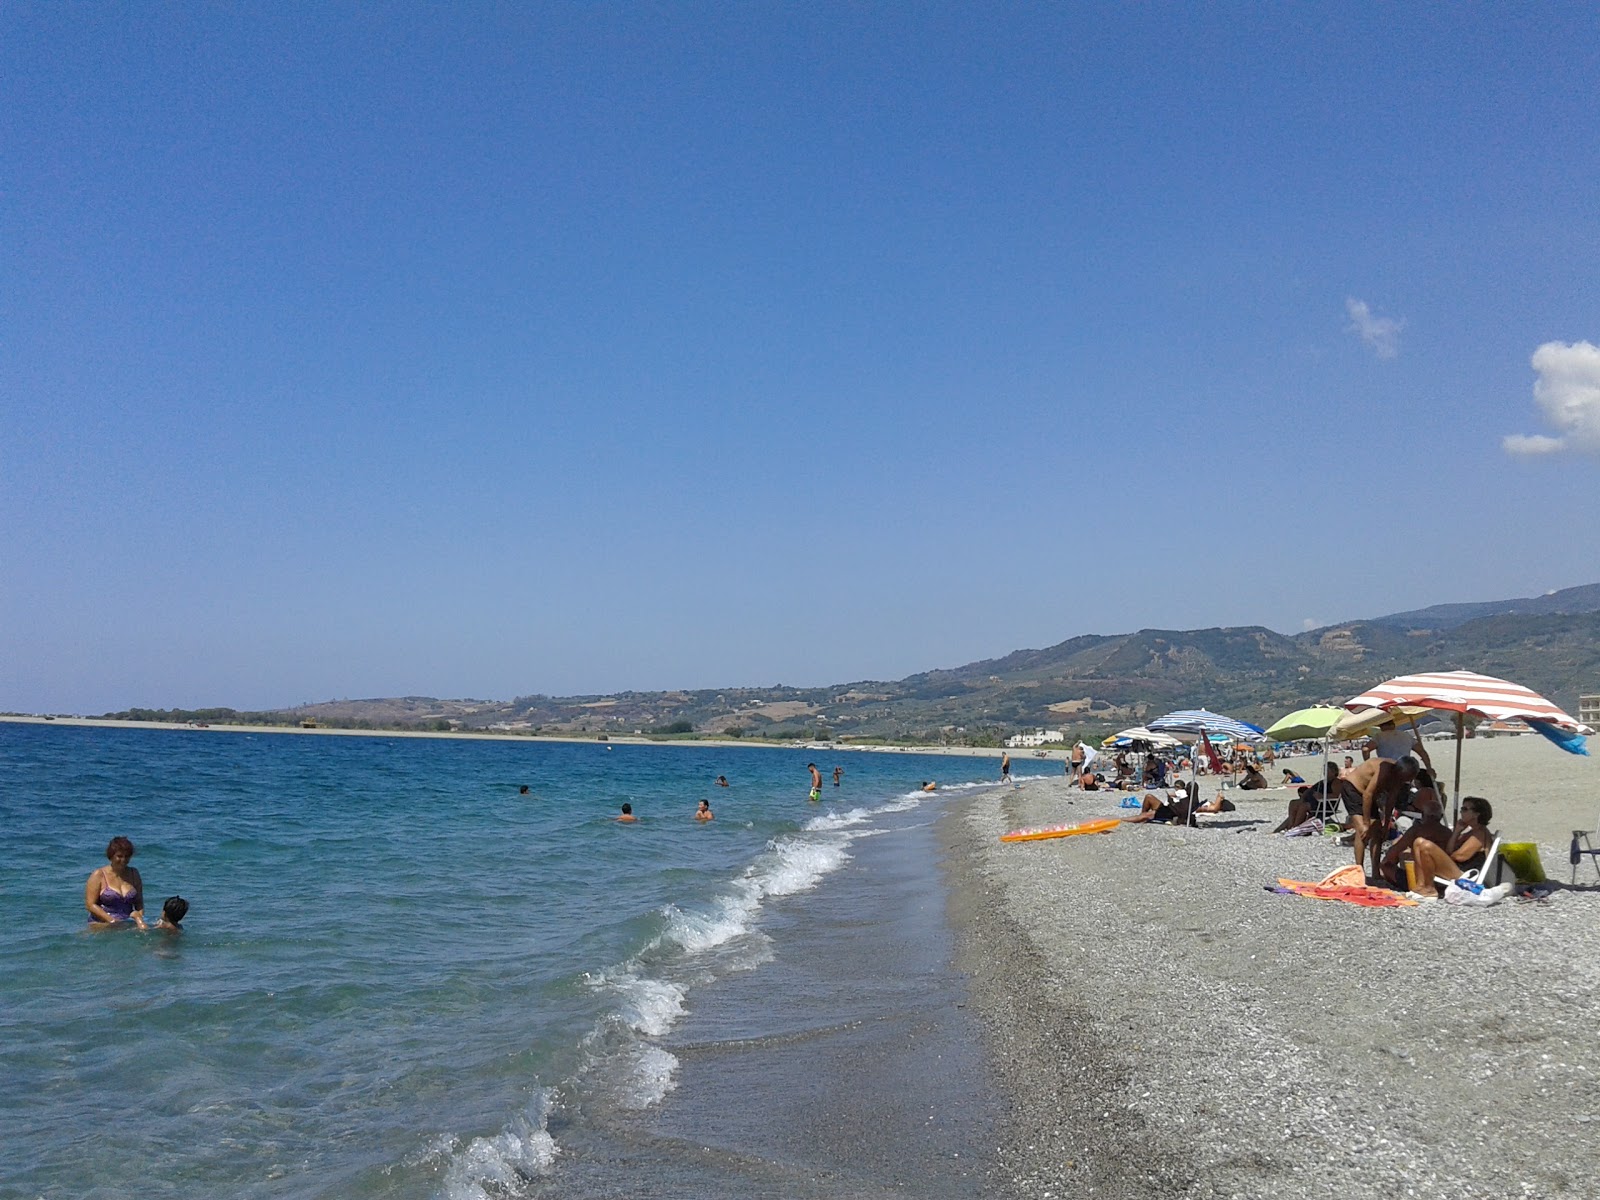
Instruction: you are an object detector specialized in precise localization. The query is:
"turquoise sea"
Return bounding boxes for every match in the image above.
[0,723,1041,1199]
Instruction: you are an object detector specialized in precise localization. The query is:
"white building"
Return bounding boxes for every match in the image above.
[1005,728,1066,748]
[1580,694,1599,731]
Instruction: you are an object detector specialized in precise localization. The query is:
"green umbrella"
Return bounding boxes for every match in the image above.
[1263,706,1346,741]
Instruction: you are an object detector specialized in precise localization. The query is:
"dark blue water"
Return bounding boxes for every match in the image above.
[0,723,1026,1198]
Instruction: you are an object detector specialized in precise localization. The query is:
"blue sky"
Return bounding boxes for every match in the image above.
[4,4,1598,713]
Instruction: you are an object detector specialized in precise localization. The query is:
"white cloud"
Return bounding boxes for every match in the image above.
[1300,618,1320,632]
[1501,340,1600,457]
[1345,297,1402,359]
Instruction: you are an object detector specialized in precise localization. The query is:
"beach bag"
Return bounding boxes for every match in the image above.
[1442,880,1514,907]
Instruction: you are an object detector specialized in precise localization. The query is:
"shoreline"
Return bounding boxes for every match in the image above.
[938,747,1600,1199]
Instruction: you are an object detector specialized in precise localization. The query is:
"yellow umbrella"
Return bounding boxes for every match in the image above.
[1330,705,1434,741]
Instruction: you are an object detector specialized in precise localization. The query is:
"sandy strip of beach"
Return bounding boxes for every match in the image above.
[940,737,1600,1199]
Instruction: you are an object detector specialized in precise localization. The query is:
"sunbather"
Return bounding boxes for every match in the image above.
[1270,763,1351,833]
[1236,763,1269,790]
[1409,796,1494,895]
[1123,785,1235,827]
[1377,791,1451,887]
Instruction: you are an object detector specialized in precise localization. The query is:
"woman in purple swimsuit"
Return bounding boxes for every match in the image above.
[85,836,146,929]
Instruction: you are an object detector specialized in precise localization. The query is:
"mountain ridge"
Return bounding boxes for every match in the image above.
[99,585,1600,742]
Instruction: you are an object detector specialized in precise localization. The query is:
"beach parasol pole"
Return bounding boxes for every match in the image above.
[1452,711,1464,824]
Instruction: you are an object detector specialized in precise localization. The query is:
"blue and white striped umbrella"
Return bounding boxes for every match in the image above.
[1146,709,1267,743]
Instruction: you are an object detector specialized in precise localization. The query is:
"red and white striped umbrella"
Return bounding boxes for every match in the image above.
[1346,669,1591,822]
[1345,669,1591,733]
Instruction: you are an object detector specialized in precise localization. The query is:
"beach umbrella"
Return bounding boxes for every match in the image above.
[1264,706,1347,797]
[1147,710,1266,743]
[1104,726,1184,749]
[1344,669,1592,821]
[1263,706,1346,742]
[1330,705,1437,742]
[1147,709,1266,796]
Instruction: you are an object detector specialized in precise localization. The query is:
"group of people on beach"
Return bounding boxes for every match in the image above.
[1104,721,1501,897]
[84,837,187,932]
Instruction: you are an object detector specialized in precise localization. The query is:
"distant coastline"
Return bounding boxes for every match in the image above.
[0,713,1020,758]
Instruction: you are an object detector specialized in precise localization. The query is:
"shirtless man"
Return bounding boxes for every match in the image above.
[807,763,823,802]
[1069,742,1086,786]
[1342,755,1419,879]
[1378,791,1450,887]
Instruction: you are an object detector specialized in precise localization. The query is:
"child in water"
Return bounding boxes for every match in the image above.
[154,895,189,933]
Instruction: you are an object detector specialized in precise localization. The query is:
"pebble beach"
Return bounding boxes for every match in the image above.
[942,736,1600,1199]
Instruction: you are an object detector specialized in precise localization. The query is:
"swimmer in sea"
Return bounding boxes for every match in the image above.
[154,895,188,933]
[833,766,843,787]
[715,775,730,788]
[519,785,531,796]
[920,781,937,792]
[808,763,822,802]
[617,803,637,823]
[695,799,713,821]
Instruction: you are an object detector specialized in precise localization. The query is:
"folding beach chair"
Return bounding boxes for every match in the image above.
[1436,837,1502,891]
[1571,813,1600,885]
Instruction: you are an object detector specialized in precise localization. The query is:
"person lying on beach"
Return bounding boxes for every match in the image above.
[153,895,188,933]
[617,803,638,823]
[1123,786,1236,826]
[1377,793,1451,888]
[1409,796,1494,895]
[1344,755,1419,878]
[695,800,713,821]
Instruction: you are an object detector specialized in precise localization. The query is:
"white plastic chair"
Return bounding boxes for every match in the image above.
[1436,836,1502,890]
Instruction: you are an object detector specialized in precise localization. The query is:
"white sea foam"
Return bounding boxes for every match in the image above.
[659,895,758,954]
[751,833,852,897]
[619,1044,679,1109]
[802,805,876,831]
[615,974,686,1038]
[440,1091,558,1200]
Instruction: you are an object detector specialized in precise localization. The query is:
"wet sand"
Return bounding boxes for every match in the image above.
[941,737,1600,1198]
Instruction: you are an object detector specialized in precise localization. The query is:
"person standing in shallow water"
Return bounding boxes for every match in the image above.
[832,766,843,787]
[86,836,145,929]
[1000,751,1011,783]
[807,763,822,802]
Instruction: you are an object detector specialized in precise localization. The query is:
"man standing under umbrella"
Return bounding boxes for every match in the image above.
[1344,755,1419,881]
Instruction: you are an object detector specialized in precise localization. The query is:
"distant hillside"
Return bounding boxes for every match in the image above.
[100,588,1600,744]
[1365,582,1600,632]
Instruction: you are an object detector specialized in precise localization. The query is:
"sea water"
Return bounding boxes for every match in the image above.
[0,723,1036,1198]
